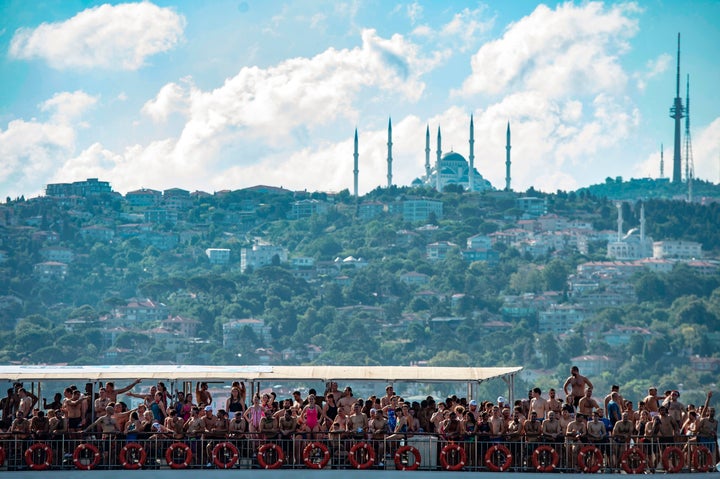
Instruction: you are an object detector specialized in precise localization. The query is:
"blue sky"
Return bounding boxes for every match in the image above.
[1,0,719,198]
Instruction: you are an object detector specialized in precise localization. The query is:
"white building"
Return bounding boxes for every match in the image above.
[206,248,231,265]
[240,242,288,272]
[653,240,702,259]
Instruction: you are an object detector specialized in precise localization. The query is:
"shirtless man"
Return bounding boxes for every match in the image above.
[65,389,88,432]
[229,411,247,438]
[381,385,395,409]
[577,388,601,418]
[541,411,563,443]
[196,382,212,408]
[565,414,587,469]
[656,406,679,441]
[337,387,356,416]
[547,389,562,417]
[105,380,141,403]
[611,411,635,467]
[643,387,661,416]
[586,411,607,444]
[489,405,506,441]
[94,387,111,418]
[347,402,369,438]
[563,366,593,408]
[530,388,548,419]
[83,405,119,437]
[184,407,205,438]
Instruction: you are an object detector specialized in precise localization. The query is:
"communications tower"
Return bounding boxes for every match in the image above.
[669,33,685,183]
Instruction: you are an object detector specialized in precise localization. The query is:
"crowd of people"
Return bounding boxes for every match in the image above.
[0,366,717,471]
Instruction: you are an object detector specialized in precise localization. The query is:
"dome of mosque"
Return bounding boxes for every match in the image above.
[441,151,467,163]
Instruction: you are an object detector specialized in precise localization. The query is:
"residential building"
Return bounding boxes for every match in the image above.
[125,188,162,207]
[653,240,702,259]
[403,198,443,223]
[206,248,231,265]
[538,304,587,335]
[426,241,459,261]
[46,178,112,197]
[240,242,288,272]
[33,261,68,282]
[516,197,547,217]
[113,298,169,323]
[223,318,271,347]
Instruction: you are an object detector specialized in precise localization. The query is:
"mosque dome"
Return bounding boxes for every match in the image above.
[441,151,467,164]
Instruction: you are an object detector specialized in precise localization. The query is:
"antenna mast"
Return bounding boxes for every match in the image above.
[685,75,694,202]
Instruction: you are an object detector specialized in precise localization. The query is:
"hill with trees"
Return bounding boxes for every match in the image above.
[0,179,719,403]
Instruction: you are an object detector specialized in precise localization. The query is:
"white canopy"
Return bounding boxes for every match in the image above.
[0,365,522,384]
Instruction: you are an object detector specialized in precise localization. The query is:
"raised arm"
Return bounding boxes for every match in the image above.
[114,379,142,396]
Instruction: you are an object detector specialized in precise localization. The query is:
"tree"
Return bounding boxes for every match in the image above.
[542,260,569,291]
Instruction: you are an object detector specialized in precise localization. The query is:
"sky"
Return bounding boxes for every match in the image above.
[1,0,719,199]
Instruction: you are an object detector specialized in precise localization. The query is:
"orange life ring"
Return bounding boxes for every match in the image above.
[440,442,467,471]
[348,442,376,469]
[692,445,713,472]
[394,445,421,471]
[303,441,330,469]
[620,446,646,474]
[532,444,559,472]
[257,443,285,469]
[165,442,193,469]
[577,444,603,473]
[73,443,101,470]
[0,446,6,467]
[484,443,512,472]
[24,443,53,471]
[662,445,684,473]
[120,442,147,470]
[212,441,239,469]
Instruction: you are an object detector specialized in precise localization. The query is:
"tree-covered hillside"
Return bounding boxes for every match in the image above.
[0,182,718,404]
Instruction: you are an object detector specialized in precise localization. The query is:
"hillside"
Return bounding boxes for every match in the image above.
[0,180,719,404]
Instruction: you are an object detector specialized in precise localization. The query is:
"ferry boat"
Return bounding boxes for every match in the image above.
[0,364,716,477]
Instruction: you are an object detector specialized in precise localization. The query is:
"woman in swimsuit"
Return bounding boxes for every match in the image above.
[300,394,325,439]
[226,386,245,414]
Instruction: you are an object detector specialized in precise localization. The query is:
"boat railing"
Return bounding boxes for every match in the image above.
[1,432,717,472]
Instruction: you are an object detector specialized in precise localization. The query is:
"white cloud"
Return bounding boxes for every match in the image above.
[458,2,638,98]
[40,91,98,122]
[0,90,100,198]
[690,117,720,182]
[141,28,434,159]
[634,53,672,91]
[9,2,185,70]
[141,81,190,122]
[440,6,494,52]
[407,2,423,25]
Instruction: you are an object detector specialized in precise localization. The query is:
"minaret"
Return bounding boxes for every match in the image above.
[424,124,431,179]
[353,128,359,198]
[670,33,685,183]
[640,203,646,241]
[505,122,512,191]
[386,117,393,187]
[468,115,475,191]
[436,126,442,191]
[660,143,664,178]
[616,202,623,242]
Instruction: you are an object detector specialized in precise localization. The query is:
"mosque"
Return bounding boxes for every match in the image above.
[352,115,512,196]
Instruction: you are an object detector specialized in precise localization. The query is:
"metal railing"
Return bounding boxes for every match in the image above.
[0,433,717,472]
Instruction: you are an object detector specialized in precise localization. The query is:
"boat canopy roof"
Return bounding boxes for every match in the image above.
[0,365,522,384]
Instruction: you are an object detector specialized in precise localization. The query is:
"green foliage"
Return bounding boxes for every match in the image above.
[0,182,718,404]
